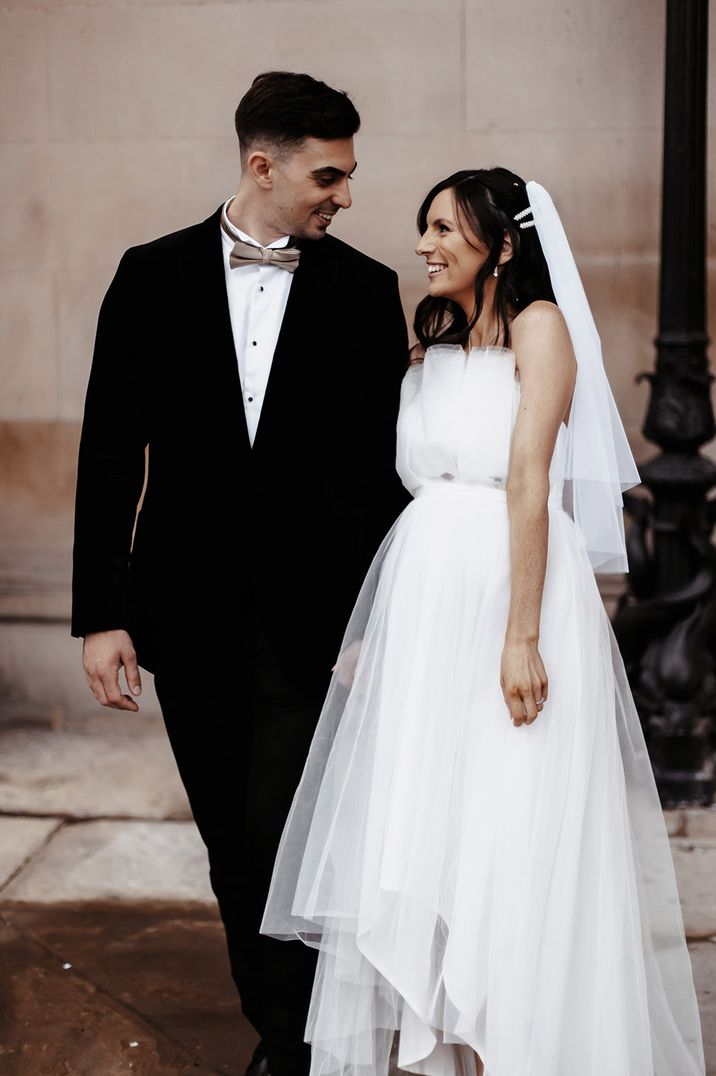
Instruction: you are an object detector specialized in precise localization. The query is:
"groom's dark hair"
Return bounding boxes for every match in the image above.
[235,71,361,163]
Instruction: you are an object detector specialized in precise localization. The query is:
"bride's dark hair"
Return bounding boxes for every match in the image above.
[413,167,555,351]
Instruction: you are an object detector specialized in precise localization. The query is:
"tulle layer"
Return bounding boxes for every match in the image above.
[260,485,705,1076]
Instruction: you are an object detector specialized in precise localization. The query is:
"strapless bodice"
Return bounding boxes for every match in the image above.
[396,344,566,503]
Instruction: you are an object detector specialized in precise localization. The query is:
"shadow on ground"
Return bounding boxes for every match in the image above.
[0,904,257,1074]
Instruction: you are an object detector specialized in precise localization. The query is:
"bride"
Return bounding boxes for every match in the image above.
[260,168,705,1076]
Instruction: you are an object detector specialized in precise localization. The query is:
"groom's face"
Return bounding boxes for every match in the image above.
[270,137,356,241]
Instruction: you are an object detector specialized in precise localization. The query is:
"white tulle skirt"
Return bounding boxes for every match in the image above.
[260,483,705,1076]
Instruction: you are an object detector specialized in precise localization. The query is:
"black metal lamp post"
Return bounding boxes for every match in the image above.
[612,0,715,806]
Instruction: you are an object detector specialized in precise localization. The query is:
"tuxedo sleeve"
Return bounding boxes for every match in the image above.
[71,248,150,638]
[364,267,411,551]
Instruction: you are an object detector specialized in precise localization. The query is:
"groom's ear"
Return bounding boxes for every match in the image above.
[245,149,275,190]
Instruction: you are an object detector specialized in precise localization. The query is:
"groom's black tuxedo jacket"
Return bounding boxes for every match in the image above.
[71,205,411,694]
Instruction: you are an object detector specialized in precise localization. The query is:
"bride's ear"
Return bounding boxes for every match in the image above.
[498,231,514,267]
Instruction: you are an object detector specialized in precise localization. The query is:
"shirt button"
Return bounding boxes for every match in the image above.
[248,396,254,402]
[259,286,264,292]
[252,340,257,346]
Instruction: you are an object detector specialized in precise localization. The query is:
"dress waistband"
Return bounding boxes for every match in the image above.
[413,481,564,509]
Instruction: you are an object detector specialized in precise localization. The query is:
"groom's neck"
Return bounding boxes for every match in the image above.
[227,187,288,247]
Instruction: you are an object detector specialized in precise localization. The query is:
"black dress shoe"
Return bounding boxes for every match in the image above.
[245,1058,269,1076]
[245,1041,270,1076]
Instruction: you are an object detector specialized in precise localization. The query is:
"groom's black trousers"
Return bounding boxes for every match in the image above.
[153,625,322,1076]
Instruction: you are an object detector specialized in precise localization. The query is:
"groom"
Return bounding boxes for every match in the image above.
[71,71,410,1076]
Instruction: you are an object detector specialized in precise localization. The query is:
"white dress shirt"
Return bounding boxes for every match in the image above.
[220,196,295,446]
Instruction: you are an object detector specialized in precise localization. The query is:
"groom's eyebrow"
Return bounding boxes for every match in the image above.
[311,163,358,178]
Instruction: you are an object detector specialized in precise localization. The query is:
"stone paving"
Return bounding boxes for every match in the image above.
[0,906,252,1074]
[0,703,714,1074]
[0,702,255,1074]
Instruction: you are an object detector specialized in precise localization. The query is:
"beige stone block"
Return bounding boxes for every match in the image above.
[1,820,214,905]
[579,262,658,428]
[461,127,663,258]
[0,10,48,140]
[0,140,238,273]
[0,132,664,276]
[48,2,461,141]
[0,145,57,272]
[382,129,713,292]
[0,705,187,819]
[48,5,240,140]
[341,127,663,267]
[0,271,58,421]
[465,0,664,132]
[0,421,79,547]
[0,817,62,890]
[269,1,463,136]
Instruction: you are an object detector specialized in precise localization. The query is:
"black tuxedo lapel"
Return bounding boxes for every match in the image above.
[251,236,339,459]
[185,206,252,455]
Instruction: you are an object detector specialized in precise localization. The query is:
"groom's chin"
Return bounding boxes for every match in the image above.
[299,228,329,243]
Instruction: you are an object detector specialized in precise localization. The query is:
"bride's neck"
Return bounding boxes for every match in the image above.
[453,277,517,350]
[467,307,502,350]
[457,280,500,348]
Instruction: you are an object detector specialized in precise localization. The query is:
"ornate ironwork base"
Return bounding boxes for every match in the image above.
[613,450,716,807]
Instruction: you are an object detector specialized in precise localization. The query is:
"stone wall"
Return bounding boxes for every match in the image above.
[1,0,715,707]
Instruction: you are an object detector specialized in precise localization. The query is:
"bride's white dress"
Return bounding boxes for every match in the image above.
[260,344,705,1076]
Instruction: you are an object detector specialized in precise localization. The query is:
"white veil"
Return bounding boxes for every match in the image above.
[524,180,642,572]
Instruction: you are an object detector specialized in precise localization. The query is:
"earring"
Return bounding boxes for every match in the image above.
[493,266,499,278]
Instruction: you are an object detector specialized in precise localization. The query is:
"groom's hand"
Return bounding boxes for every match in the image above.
[82,629,142,711]
[331,639,363,687]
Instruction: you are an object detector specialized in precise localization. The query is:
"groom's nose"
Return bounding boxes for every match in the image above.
[331,177,352,210]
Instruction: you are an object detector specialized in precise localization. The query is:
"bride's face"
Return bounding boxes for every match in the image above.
[415,188,488,311]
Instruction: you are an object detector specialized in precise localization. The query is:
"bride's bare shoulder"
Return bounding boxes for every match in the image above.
[510,300,576,388]
[511,300,574,365]
[511,299,566,338]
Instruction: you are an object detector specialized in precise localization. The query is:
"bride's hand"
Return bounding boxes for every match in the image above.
[500,638,548,727]
[331,639,363,688]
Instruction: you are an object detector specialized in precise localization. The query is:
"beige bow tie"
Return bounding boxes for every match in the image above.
[221,217,300,273]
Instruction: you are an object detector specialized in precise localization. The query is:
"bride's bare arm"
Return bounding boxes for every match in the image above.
[502,301,576,727]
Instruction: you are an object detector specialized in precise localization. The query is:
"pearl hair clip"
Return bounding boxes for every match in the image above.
[513,206,536,229]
